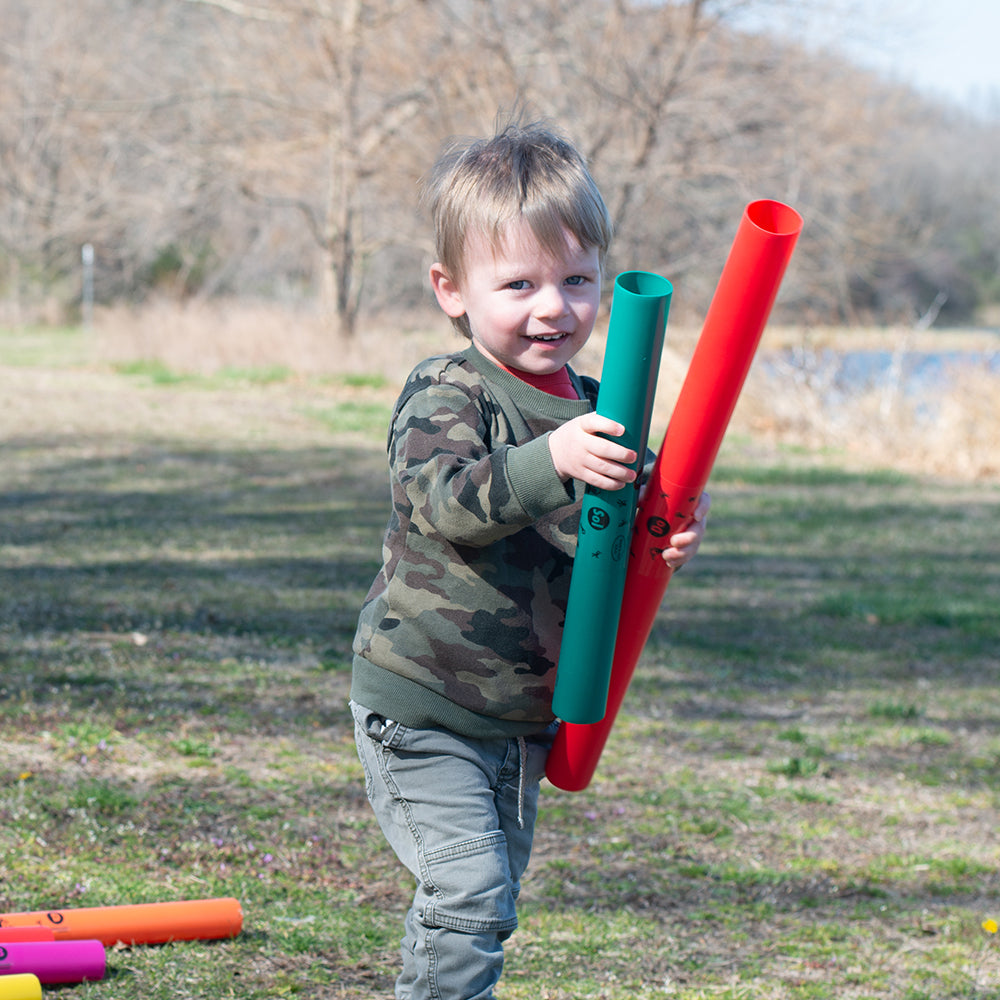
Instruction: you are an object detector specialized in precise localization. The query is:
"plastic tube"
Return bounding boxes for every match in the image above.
[0,940,105,984]
[547,199,803,790]
[0,974,42,1000]
[552,270,672,724]
[0,928,54,943]
[0,897,243,946]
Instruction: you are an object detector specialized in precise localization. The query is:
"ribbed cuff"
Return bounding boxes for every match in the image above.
[505,433,575,519]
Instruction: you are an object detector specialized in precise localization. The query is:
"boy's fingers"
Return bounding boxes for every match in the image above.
[582,458,637,490]
[585,413,626,438]
[604,444,637,465]
[589,461,636,485]
[668,530,697,548]
[593,430,636,460]
[693,491,711,521]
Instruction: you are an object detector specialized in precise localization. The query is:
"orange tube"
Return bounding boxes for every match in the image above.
[0,898,243,947]
[547,200,802,791]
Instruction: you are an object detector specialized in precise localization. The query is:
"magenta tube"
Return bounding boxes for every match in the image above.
[0,940,106,984]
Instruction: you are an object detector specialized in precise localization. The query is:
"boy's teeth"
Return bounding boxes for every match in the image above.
[533,334,563,341]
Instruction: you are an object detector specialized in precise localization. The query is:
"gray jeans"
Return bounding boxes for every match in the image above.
[351,700,557,1000]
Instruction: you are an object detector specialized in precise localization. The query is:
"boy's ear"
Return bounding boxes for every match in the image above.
[429,263,466,319]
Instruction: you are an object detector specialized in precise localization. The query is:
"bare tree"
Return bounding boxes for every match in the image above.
[0,1,145,315]
[0,0,255,313]
[2,0,998,330]
[182,0,437,338]
[420,0,807,311]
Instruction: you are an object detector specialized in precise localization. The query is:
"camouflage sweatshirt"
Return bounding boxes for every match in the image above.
[351,343,600,738]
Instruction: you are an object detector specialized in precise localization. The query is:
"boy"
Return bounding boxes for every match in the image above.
[351,120,708,1000]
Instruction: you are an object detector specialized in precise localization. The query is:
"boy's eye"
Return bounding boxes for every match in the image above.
[507,280,529,291]
[565,275,586,286]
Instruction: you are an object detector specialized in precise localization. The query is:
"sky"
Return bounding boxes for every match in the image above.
[760,0,1000,114]
[851,0,1000,110]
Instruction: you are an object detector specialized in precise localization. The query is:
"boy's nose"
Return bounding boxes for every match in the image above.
[534,284,569,319]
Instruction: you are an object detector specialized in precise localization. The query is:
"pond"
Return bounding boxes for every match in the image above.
[762,341,1000,404]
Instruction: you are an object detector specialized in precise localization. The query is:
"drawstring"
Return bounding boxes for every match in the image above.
[516,736,528,829]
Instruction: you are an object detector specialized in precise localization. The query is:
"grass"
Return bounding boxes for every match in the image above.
[2,324,1000,998]
[112,360,297,387]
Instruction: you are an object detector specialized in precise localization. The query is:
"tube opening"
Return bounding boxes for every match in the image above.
[746,200,803,238]
[615,270,672,298]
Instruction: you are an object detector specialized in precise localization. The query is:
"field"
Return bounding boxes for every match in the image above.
[2,316,1000,999]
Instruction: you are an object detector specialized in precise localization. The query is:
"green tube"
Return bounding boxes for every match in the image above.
[552,270,672,724]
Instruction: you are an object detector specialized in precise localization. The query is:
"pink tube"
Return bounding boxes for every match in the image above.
[0,940,106,984]
[547,199,802,791]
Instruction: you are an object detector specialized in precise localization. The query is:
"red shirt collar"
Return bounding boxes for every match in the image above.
[497,363,579,399]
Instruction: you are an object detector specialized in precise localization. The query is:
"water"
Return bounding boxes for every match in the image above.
[762,344,1000,404]
[832,348,1000,394]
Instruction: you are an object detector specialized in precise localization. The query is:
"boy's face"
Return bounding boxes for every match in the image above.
[430,219,602,375]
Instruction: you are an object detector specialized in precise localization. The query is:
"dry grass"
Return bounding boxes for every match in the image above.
[95,299,450,384]
[737,324,1000,481]
[95,299,1000,483]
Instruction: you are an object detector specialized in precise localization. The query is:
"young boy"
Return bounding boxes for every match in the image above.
[351,120,708,1000]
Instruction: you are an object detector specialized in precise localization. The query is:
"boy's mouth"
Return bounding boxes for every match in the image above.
[528,332,568,342]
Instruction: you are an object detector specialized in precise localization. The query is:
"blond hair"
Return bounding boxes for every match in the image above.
[423,120,614,337]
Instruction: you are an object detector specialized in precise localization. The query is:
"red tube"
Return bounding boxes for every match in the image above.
[0,898,243,946]
[547,199,802,791]
[0,928,54,943]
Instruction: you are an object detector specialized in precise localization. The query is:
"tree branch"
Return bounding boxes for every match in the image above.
[181,0,290,22]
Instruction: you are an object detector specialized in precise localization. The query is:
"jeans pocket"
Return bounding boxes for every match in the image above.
[420,830,518,934]
[350,700,383,799]
[350,699,409,748]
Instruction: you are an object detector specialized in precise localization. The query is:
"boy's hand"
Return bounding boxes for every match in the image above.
[548,413,638,490]
[659,491,711,570]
